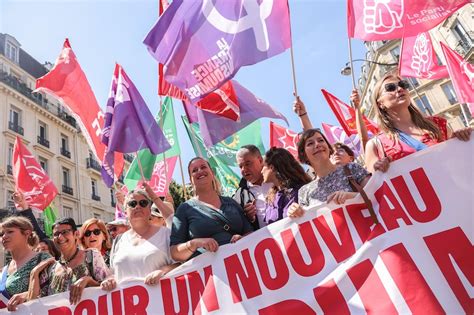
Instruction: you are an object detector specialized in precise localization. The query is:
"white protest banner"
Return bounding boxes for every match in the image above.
[6,139,473,314]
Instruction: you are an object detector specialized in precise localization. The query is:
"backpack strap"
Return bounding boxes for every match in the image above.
[343,165,379,225]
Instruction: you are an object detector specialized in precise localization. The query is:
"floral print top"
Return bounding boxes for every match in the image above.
[39,249,110,297]
[4,252,51,297]
[298,163,370,207]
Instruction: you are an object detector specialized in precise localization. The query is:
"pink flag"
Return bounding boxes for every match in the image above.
[348,0,470,41]
[399,32,448,79]
[115,185,128,221]
[321,89,379,136]
[440,42,474,115]
[13,136,58,210]
[269,122,299,159]
[322,123,363,157]
[136,156,177,197]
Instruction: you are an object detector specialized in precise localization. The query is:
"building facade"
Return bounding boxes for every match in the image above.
[0,33,132,242]
[356,5,473,129]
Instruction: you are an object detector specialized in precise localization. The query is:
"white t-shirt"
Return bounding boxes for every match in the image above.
[111,227,173,282]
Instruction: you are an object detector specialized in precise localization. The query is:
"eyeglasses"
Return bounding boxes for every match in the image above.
[384,80,410,92]
[53,229,73,238]
[127,199,150,208]
[108,227,117,233]
[84,229,102,238]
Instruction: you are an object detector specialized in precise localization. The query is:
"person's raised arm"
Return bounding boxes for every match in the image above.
[13,191,48,240]
[293,96,313,131]
[350,89,370,151]
[142,182,174,220]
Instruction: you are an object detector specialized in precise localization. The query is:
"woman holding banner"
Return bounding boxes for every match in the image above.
[170,157,253,261]
[287,129,370,217]
[0,217,50,311]
[362,74,471,173]
[100,188,176,291]
[261,147,311,224]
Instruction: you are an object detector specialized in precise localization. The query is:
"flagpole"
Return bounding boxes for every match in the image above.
[159,96,168,177]
[177,155,188,200]
[287,0,298,97]
[135,151,146,181]
[347,37,357,91]
[0,167,16,190]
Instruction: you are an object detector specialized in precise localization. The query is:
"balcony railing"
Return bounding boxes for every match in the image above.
[86,158,101,172]
[37,136,50,148]
[92,194,101,201]
[61,147,71,158]
[123,154,134,163]
[62,185,74,195]
[7,165,13,175]
[0,70,77,128]
[8,121,24,135]
[454,32,473,56]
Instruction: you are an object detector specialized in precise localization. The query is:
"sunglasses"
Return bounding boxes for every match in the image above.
[84,229,102,238]
[127,199,150,208]
[108,227,117,233]
[53,229,73,238]
[384,80,410,92]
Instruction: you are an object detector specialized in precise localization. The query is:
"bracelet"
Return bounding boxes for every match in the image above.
[299,112,307,117]
[185,241,194,252]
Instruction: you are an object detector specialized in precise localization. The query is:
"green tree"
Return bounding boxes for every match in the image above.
[168,180,190,208]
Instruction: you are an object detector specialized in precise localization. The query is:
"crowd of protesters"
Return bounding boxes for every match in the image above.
[0,74,471,310]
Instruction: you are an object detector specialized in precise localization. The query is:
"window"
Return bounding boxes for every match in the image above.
[91,179,98,196]
[6,41,18,63]
[452,20,472,45]
[39,157,48,174]
[441,82,458,105]
[9,106,21,126]
[39,121,48,139]
[414,95,434,115]
[406,77,419,89]
[6,191,15,210]
[63,167,70,187]
[63,206,73,219]
[390,46,400,61]
[110,189,116,204]
[61,134,69,150]
[7,143,14,168]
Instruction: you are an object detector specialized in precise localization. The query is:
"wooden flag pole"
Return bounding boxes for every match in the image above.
[288,2,299,98]
[159,96,168,177]
[135,151,146,182]
[177,155,188,200]
[347,37,357,91]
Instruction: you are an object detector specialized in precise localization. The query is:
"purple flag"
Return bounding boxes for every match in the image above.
[101,64,171,187]
[143,0,291,104]
[184,80,288,147]
[321,123,368,158]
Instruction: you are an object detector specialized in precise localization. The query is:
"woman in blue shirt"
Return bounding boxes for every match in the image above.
[170,157,253,261]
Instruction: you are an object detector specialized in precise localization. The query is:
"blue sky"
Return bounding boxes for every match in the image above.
[1,0,367,182]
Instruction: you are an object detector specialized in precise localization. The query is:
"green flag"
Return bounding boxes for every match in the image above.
[181,116,265,166]
[43,204,58,237]
[124,97,180,190]
[209,157,240,197]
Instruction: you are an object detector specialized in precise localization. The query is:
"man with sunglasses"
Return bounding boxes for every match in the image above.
[106,219,129,240]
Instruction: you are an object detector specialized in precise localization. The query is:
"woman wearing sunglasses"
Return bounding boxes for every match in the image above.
[170,157,254,262]
[79,218,112,266]
[362,74,471,173]
[287,128,371,218]
[101,189,176,291]
[26,218,110,305]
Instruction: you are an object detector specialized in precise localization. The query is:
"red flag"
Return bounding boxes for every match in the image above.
[348,0,470,41]
[321,89,379,136]
[440,42,474,114]
[194,81,240,121]
[399,32,448,79]
[13,136,58,210]
[269,122,300,159]
[35,39,124,180]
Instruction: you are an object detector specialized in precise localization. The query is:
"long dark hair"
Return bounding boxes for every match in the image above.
[264,147,311,203]
[372,74,443,141]
[297,129,334,165]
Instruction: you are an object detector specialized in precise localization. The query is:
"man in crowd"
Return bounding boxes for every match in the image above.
[233,145,273,230]
[106,219,129,240]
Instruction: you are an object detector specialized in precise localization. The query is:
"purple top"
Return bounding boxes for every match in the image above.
[264,187,300,225]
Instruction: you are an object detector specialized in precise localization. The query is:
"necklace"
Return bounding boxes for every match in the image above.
[59,247,80,267]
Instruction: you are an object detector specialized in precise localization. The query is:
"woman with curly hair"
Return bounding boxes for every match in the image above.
[261,147,311,224]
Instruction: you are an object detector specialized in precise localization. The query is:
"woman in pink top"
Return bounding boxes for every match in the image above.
[362,74,471,173]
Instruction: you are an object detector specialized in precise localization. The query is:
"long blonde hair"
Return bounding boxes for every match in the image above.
[372,74,443,141]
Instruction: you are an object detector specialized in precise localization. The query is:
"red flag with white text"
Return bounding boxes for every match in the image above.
[194,81,241,121]
[269,122,300,159]
[347,0,470,41]
[35,39,124,180]
[440,41,474,114]
[321,89,379,136]
[399,32,448,79]
[13,136,58,210]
